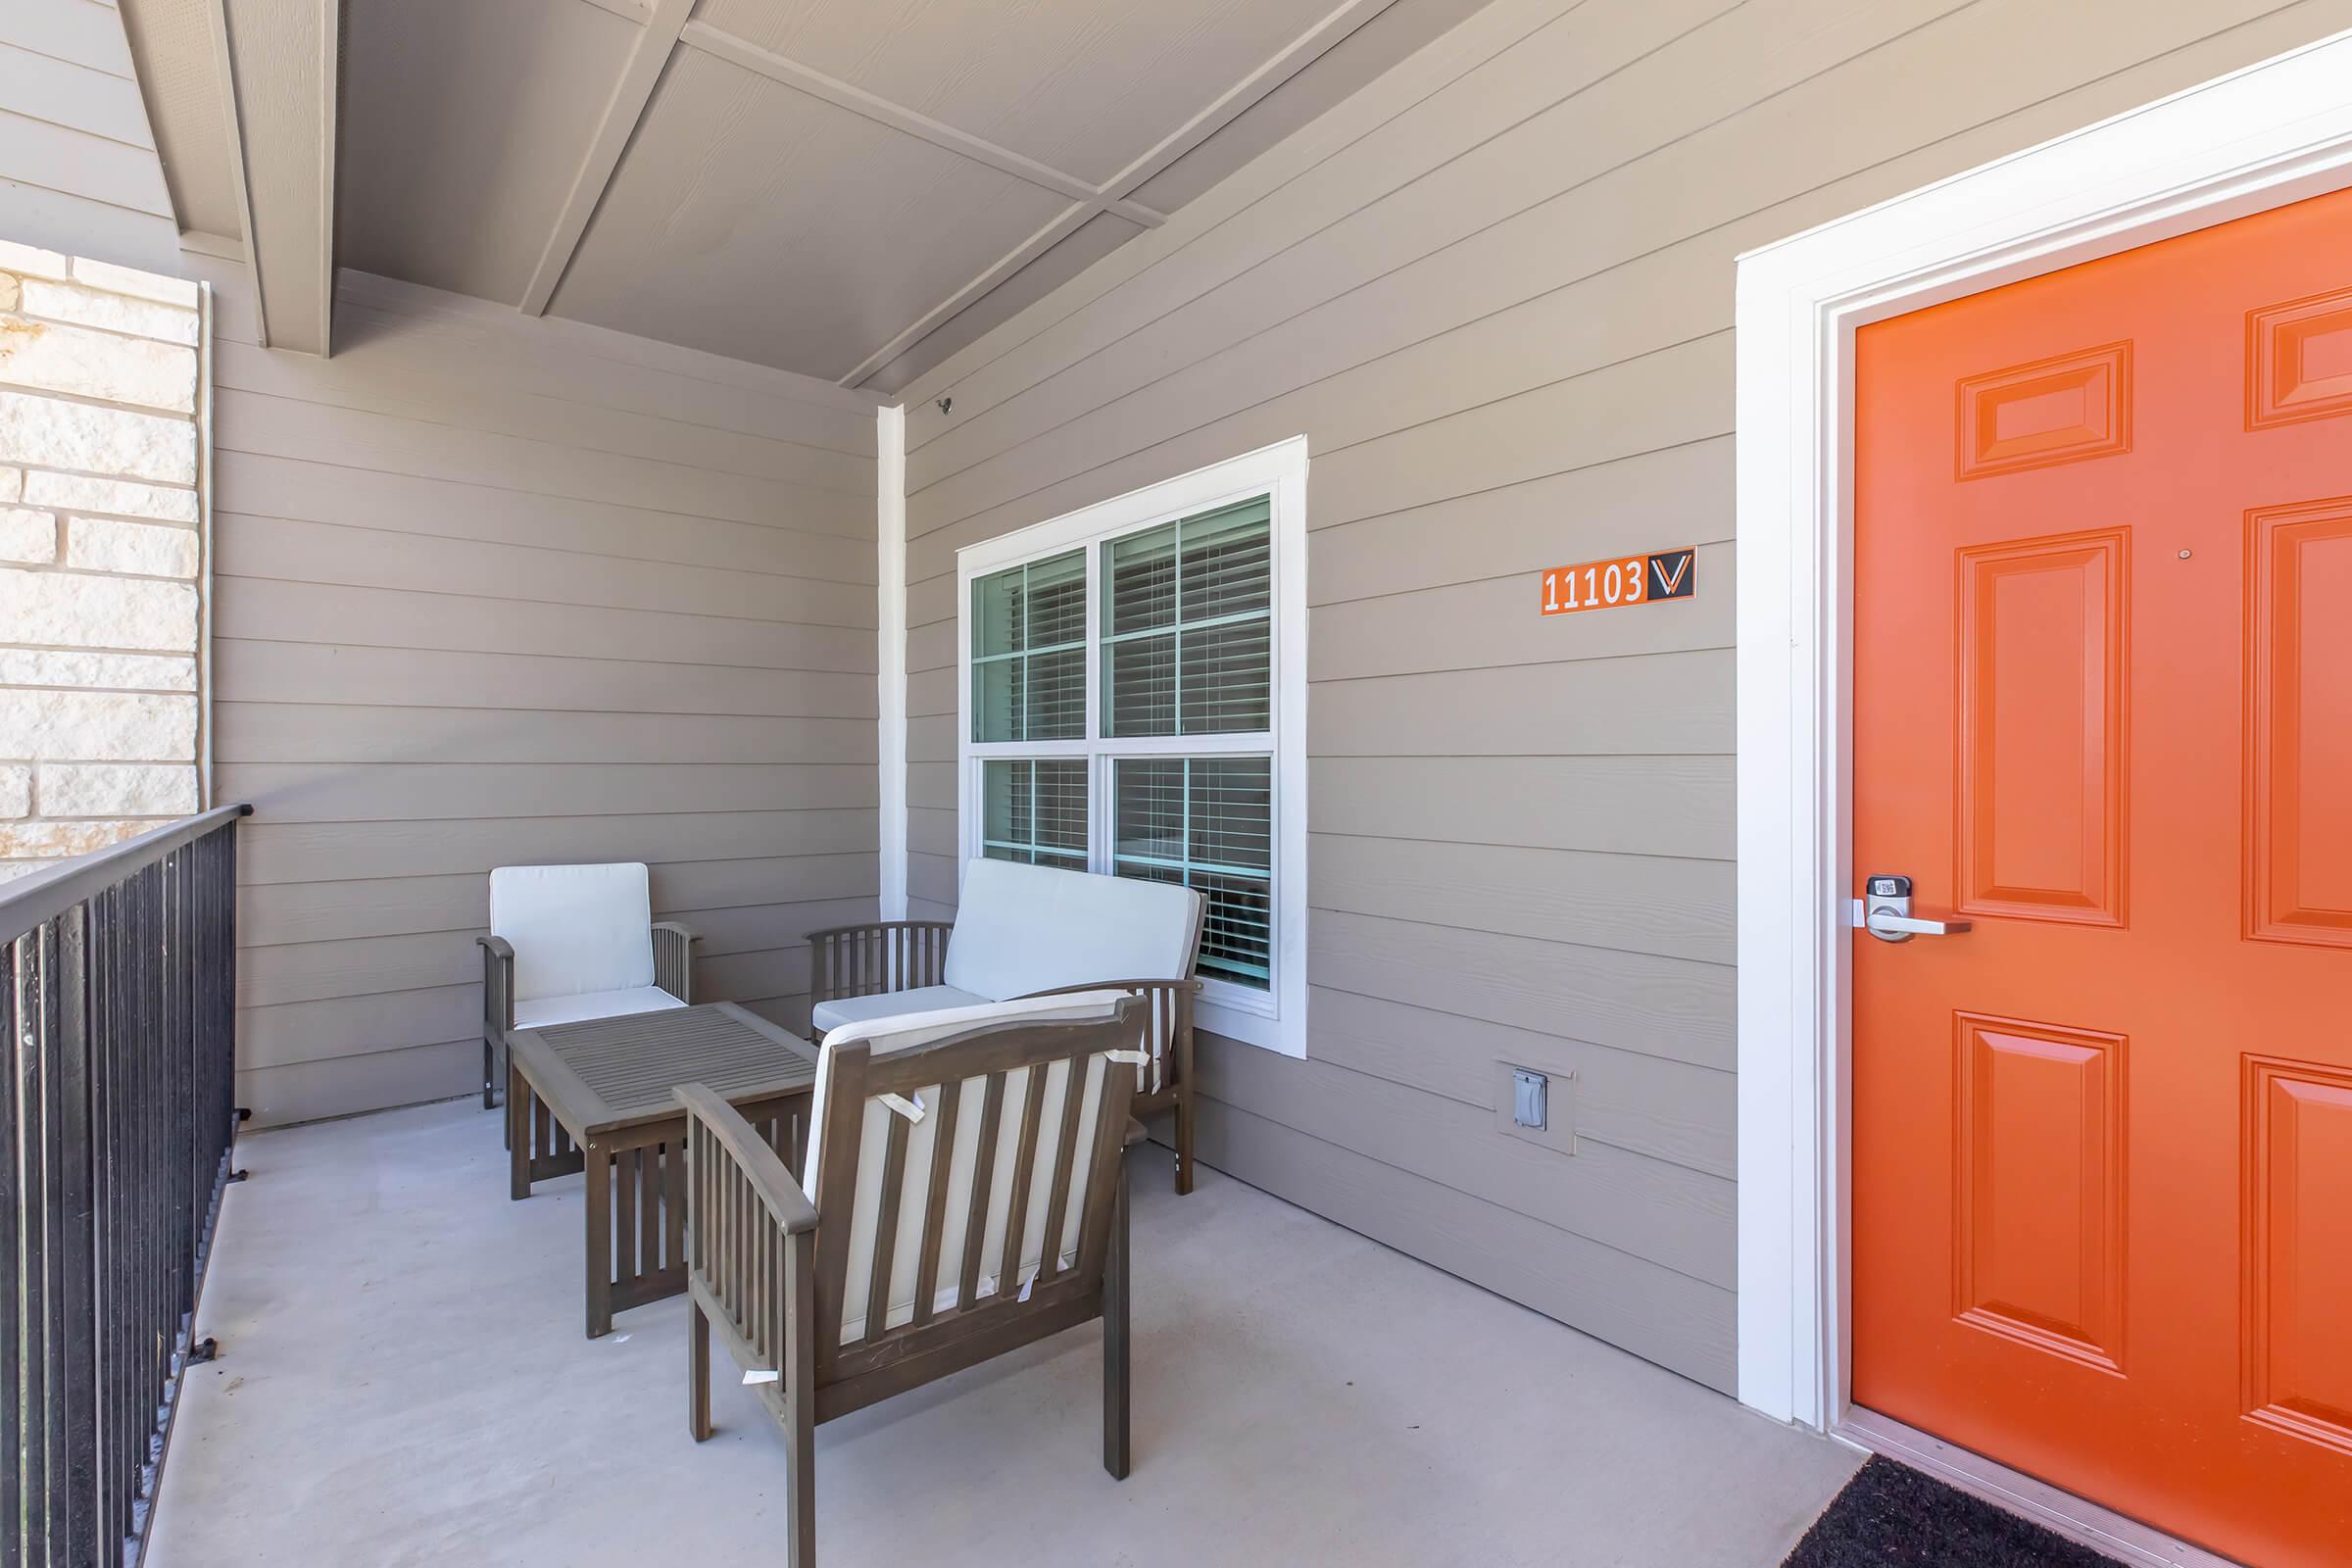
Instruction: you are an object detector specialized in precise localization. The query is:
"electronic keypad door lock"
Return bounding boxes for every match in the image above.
[1857,874,1974,944]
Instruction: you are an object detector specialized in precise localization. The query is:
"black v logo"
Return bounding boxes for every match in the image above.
[1647,550,1696,600]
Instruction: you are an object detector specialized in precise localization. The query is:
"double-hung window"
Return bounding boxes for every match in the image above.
[958,439,1307,1056]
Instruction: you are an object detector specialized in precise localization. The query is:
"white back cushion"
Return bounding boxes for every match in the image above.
[488,862,656,1004]
[941,858,1200,1001]
[809,992,1132,1343]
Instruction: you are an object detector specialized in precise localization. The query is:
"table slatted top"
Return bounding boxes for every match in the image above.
[511,1002,818,1134]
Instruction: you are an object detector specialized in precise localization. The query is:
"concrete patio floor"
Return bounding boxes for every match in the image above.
[147,1098,1859,1567]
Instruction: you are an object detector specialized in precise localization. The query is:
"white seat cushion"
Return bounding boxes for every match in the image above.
[808,984,989,1038]
[942,858,1200,1001]
[512,985,684,1031]
[807,992,1135,1344]
[489,862,657,1003]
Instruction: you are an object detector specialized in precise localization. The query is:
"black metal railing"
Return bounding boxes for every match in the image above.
[2,803,251,1568]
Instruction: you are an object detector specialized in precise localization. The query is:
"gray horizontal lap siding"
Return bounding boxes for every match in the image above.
[893,0,2352,1390]
[205,264,884,1127]
[0,0,181,273]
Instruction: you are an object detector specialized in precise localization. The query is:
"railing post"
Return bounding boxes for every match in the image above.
[5,926,29,1568]
[31,915,62,1567]
[59,906,97,1565]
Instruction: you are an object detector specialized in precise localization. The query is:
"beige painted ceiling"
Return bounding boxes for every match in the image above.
[125,0,1492,389]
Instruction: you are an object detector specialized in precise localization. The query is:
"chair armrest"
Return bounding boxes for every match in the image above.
[651,920,700,1003]
[808,919,956,1006]
[1019,977,1199,1096]
[677,1083,816,1235]
[1019,977,1199,1002]
[476,935,515,1038]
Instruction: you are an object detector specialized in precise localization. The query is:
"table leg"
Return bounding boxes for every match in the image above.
[689,1299,711,1442]
[509,1066,529,1200]
[585,1141,613,1338]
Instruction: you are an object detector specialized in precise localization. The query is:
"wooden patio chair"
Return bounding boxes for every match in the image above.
[676,991,1149,1565]
[806,858,1206,1193]
[476,861,698,1112]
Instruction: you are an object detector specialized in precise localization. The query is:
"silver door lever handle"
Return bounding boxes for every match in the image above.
[1856,875,1972,943]
[1864,906,1972,940]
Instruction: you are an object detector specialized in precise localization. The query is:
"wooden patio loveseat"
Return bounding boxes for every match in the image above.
[677,991,1152,1566]
[807,858,1205,1192]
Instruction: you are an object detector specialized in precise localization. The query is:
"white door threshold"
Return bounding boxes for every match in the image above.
[1833,1407,2243,1568]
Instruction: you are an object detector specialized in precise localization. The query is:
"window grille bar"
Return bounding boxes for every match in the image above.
[1097,607,1269,646]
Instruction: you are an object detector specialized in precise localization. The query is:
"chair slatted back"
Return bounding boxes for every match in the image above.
[808,998,1143,1374]
[817,921,951,1007]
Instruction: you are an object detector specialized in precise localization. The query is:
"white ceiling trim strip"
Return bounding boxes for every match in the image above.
[1092,0,1400,209]
[676,21,1167,228]
[518,0,699,317]
[828,0,1404,388]
[833,201,1101,391]
[512,0,1408,382]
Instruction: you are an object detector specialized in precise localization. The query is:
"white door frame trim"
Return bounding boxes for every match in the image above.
[1733,26,2352,1430]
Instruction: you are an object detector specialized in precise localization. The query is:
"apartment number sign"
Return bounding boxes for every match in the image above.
[1539,548,1696,615]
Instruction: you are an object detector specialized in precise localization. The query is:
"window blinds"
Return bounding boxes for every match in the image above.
[980,758,1087,870]
[968,494,1278,993]
[1112,757,1273,987]
[971,549,1085,742]
[1102,498,1271,738]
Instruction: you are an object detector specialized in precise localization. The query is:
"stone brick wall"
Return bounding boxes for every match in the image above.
[0,239,203,882]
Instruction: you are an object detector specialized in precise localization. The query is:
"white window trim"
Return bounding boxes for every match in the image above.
[1733,26,2352,1436]
[956,437,1310,1057]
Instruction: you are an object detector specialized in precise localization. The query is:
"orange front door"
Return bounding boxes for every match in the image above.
[1853,185,2352,1567]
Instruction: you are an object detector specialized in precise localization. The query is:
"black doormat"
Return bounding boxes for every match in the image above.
[1784,1455,2121,1567]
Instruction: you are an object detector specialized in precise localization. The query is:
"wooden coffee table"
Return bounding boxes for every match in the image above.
[506,1002,819,1337]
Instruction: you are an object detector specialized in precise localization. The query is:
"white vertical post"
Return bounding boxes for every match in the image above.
[876,404,908,920]
[196,279,218,810]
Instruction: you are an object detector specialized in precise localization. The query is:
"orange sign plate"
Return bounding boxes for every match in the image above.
[1540,548,1695,615]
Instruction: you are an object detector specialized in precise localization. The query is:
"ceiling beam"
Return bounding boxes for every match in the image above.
[1094,0,1401,208]
[178,229,246,263]
[519,0,696,316]
[210,0,340,354]
[679,22,1166,230]
[833,0,1402,388]
[521,0,1400,382]
[835,201,1097,390]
